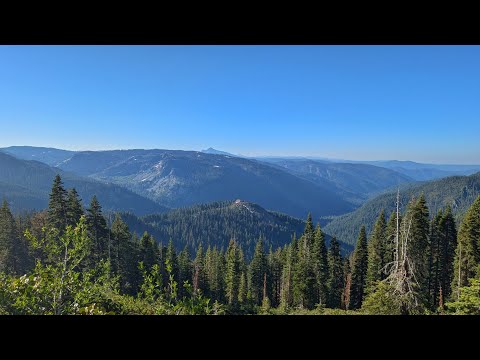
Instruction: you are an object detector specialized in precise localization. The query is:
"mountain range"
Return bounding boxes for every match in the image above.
[2,145,480,250]
[30,148,356,219]
[258,158,413,204]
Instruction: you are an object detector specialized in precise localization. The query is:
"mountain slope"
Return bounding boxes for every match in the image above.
[259,158,413,203]
[0,152,168,215]
[354,160,480,181]
[324,172,480,246]
[119,200,352,258]
[1,146,75,167]
[56,149,355,219]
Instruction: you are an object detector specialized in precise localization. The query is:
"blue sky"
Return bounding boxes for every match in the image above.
[0,45,479,164]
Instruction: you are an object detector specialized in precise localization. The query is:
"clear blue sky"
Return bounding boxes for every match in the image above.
[1,45,479,164]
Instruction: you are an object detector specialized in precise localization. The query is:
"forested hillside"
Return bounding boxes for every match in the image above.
[118,200,351,259]
[1,174,479,315]
[0,152,168,215]
[325,172,480,246]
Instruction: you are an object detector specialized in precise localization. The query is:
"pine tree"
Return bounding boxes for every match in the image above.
[110,214,136,292]
[366,211,387,293]
[268,246,283,308]
[86,196,109,262]
[280,242,294,310]
[407,195,430,302]
[47,175,68,232]
[192,244,205,295]
[238,271,247,305]
[311,224,329,306]
[225,239,241,307]
[451,196,480,299]
[248,237,267,305]
[349,225,369,309]
[140,232,158,270]
[438,206,457,302]
[0,200,17,274]
[342,257,351,310]
[327,236,344,308]
[428,210,442,308]
[292,214,317,309]
[66,188,83,228]
[237,246,247,305]
[303,213,315,248]
[178,246,192,297]
[293,234,309,308]
[165,239,179,286]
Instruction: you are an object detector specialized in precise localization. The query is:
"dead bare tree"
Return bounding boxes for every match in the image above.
[382,189,420,314]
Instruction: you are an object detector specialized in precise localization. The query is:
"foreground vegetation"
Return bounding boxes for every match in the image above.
[0,175,479,315]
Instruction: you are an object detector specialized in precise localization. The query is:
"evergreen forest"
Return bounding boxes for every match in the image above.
[1,175,479,315]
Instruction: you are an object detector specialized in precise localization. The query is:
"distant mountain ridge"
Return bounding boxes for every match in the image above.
[1,146,76,167]
[258,158,414,204]
[0,152,168,215]
[50,148,355,219]
[4,146,480,221]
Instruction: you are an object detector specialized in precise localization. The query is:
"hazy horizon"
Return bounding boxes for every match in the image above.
[1,45,479,164]
[1,143,480,166]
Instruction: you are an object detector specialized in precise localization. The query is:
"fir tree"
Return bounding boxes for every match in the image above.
[110,214,136,293]
[86,196,109,262]
[66,188,83,228]
[165,239,179,287]
[451,196,480,299]
[342,257,351,310]
[312,224,329,306]
[0,200,16,274]
[366,211,386,293]
[249,237,267,305]
[225,239,241,307]
[407,195,430,302]
[47,174,68,232]
[349,225,369,309]
[438,206,457,302]
[178,246,192,298]
[280,242,294,310]
[327,236,344,308]
[192,244,205,295]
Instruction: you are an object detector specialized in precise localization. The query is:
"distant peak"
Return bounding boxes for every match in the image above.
[201,147,237,157]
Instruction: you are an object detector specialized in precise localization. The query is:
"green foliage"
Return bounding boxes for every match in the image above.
[451,196,480,298]
[249,237,267,305]
[2,174,479,315]
[86,195,109,262]
[47,174,68,232]
[122,201,308,259]
[325,172,480,246]
[349,225,368,309]
[361,280,425,315]
[0,217,117,315]
[225,240,241,307]
[366,211,387,293]
[312,224,329,306]
[407,195,430,301]
[327,237,344,308]
[446,278,480,315]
